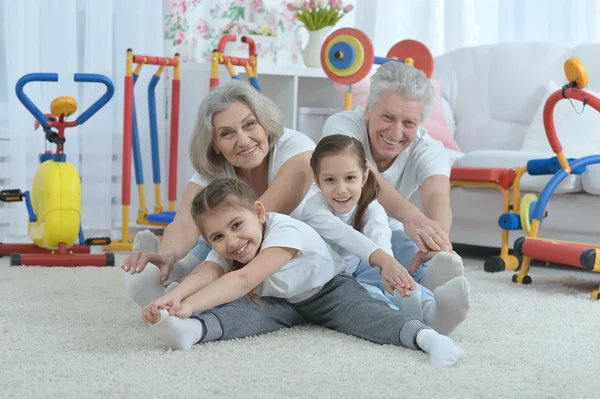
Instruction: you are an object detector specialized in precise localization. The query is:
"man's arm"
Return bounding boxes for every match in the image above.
[366,161,450,253]
[420,175,452,235]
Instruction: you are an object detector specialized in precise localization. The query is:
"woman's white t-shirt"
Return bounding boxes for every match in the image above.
[204,212,350,303]
[301,191,392,274]
[189,128,319,219]
[321,106,451,230]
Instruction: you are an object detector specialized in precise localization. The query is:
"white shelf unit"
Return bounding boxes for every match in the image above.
[176,62,344,203]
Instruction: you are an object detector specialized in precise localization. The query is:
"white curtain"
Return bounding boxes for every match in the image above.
[355,0,600,57]
[1,0,165,239]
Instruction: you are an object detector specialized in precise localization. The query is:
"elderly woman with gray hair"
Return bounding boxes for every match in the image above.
[122,80,317,307]
[322,62,470,326]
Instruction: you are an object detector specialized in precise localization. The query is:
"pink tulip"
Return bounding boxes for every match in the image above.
[304,1,309,10]
[343,4,353,12]
[287,3,295,10]
[310,0,318,9]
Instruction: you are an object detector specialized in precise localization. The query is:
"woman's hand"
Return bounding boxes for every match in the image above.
[122,251,177,285]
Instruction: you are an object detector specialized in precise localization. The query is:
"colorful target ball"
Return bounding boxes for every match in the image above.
[321,28,374,85]
[387,40,434,78]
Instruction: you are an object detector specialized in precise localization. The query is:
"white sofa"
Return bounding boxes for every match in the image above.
[410,42,600,252]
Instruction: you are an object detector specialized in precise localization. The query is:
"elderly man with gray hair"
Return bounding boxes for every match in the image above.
[322,62,469,318]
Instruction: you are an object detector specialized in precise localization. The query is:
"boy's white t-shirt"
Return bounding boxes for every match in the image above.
[321,106,451,230]
[189,128,319,219]
[301,191,392,274]
[205,212,350,303]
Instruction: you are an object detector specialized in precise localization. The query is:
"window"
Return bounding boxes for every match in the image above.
[0,0,8,135]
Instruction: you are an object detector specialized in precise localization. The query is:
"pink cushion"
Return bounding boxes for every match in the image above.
[333,79,461,151]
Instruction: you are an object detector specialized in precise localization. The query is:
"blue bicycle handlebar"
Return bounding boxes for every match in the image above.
[14,72,115,127]
[15,73,58,126]
[74,73,115,124]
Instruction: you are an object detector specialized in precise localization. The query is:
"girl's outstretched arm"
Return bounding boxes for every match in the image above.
[181,247,298,313]
[167,261,225,301]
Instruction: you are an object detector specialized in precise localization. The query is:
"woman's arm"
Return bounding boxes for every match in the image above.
[259,151,314,214]
[158,182,203,263]
[181,247,298,313]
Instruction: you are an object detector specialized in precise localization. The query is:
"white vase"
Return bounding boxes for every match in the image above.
[295,26,332,68]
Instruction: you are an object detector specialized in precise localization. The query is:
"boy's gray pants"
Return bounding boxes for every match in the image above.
[191,275,428,350]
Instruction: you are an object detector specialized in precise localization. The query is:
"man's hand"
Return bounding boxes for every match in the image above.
[403,212,452,254]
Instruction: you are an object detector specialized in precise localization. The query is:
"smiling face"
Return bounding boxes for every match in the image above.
[314,151,368,215]
[212,101,270,170]
[365,90,424,170]
[198,199,266,265]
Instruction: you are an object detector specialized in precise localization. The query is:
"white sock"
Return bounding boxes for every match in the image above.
[393,284,423,320]
[416,328,465,367]
[423,276,470,335]
[124,231,165,308]
[419,252,465,291]
[150,309,204,350]
[164,252,202,285]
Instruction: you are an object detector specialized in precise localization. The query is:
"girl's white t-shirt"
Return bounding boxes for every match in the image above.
[301,191,393,274]
[189,128,319,219]
[321,106,451,230]
[205,212,350,303]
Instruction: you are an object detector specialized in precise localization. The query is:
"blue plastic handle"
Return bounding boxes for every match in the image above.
[15,72,114,127]
[15,73,59,127]
[74,73,115,125]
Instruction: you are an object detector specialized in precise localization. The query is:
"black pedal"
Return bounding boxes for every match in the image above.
[85,237,112,246]
[0,189,25,202]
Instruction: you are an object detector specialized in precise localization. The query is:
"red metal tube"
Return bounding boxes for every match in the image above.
[241,36,256,56]
[122,75,134,205]
[543,88,600,153]
[0,243,90,257]
[209,78,219,91]
[169,79,180,203]
[18,254,112,266]
[218,34,237,53]
[522,238,600,268]
[132,55,179,66]
[221,56,255,66]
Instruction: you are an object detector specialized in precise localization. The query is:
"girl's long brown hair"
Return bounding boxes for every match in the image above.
[310,135,381,231]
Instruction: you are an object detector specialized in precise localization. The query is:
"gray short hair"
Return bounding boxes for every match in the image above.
[189,80,284,181]
[366,62,434,122]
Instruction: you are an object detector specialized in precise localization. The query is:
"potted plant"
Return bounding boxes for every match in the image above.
[287,0,354,67]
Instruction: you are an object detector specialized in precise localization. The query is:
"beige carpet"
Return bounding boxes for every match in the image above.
[1,253,599,399]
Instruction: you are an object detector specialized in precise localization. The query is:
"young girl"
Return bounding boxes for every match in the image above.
[139,177,465,367]
[301,134,470,336]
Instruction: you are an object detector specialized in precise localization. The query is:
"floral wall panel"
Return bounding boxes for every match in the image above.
[164,0,302,66]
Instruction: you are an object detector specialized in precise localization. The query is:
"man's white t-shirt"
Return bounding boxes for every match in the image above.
[189,128,319,219]
[205,212,350,303]
[321,106,451,230]
[301,191,392,274]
